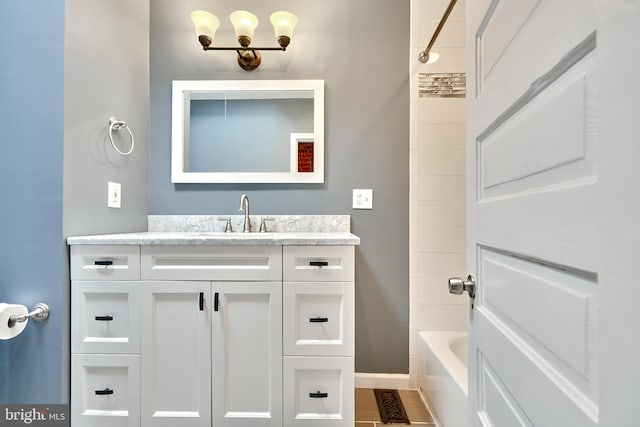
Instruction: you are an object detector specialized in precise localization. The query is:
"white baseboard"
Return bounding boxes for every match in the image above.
[354,372,411,389]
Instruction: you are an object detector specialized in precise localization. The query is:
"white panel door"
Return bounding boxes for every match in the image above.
[141,282,211,427]
[466,1,640,426]
[212,282,282,427]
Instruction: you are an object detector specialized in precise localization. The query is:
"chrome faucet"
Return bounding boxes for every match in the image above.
[238,194,251,232]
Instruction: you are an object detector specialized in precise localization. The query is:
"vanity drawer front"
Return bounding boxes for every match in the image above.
[283,246,354,282]
[71,245,141,281]
[141,245,282,281]
[283,282,354,357]
[71,282,140,354]
[71,354,140,427]
[283,356,354,426]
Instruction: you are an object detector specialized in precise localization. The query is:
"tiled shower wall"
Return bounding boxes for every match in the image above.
[409,0,467,387]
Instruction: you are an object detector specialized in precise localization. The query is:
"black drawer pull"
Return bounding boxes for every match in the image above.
[95,388,114,396]
[309,261,329,267]
[94,260,113,266]
[309,391,328,399]
[199,292,204,311]
[309,317,328,323]
[214,292,219,312]
[95,315,114,321]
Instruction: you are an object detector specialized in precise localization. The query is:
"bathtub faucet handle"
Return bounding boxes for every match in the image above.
[448,275,476,299]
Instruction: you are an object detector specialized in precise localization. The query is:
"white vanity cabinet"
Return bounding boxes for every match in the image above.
[70,240,356,427]
[140,281,211,427]
[282,246,355,426]
[70,246,142,427]
[139,245,284,426]
[211,282,282,426]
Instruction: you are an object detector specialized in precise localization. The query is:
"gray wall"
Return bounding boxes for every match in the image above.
[64,0,150,237]
[150,0,410,373]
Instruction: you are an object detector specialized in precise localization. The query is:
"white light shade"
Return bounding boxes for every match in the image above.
[190,10,220,39]
[269,11,297,39]
[230,10,259,39]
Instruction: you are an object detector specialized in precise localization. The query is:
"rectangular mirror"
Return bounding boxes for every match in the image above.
[172,80,324,183]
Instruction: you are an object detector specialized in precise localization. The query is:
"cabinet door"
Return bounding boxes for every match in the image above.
[141,282,211,427]
[141,246,282,281]
[283,356,354,427]
[71,281,140,354]
[212,282,282,427]
[283,246,354,282]
[71,354,140,427]
[71,245,140,281]
[283,282,354,357]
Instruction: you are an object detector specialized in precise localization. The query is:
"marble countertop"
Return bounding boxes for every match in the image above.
[67,231,360,246]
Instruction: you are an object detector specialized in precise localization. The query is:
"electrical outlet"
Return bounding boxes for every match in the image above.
[108,181,121,208]
[352,189,373,209]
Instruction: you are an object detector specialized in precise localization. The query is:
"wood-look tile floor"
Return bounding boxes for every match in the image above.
[354,388,435,426]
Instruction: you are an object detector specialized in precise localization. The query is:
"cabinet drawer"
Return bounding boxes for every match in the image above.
[71,354,140,427]
[283,282,354,357]
[283,246,354,282]
[141,245,282,281]
[71,245,140,281]
[71,281,140,354]
[283,356,354,426]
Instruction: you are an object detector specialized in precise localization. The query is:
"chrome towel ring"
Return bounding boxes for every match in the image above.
[108,116,135,156]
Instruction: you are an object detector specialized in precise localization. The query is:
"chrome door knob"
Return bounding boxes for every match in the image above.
[448,275,476,298]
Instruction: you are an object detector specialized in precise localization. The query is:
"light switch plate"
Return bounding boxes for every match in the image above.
[352,189,373,209]
[108,181,121,208]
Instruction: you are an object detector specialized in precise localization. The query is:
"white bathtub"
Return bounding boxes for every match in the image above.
[418,331,468,427]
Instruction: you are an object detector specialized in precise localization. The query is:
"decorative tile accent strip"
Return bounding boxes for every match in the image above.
[419,73,466,98]
[148,215,351,233]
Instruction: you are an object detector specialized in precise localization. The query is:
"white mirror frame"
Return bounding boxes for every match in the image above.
[171,79,324,183]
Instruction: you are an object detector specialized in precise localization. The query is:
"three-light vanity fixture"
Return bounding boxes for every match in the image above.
[191,10,297,71]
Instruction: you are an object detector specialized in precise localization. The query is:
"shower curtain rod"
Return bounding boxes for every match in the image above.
[418,0,458,63]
